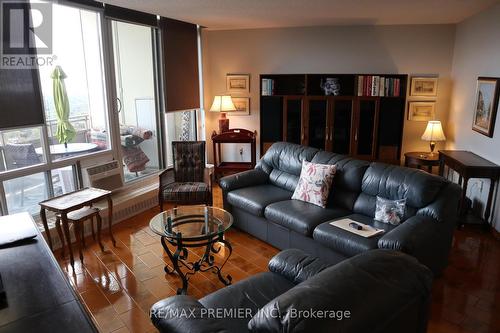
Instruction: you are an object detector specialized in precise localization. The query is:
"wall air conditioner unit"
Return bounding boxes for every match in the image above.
[85,160,123,192]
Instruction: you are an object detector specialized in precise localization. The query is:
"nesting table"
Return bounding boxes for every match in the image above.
[39,188,115,267]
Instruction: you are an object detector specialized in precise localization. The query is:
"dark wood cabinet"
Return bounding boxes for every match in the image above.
[353,97,379,160]
[305,97,329,150]
[283,96,304,145]
[260,73,407,163]
[331,97,354,155]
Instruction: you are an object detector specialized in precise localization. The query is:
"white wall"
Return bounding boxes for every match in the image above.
[448,3,500,231]
[202,24,456,162]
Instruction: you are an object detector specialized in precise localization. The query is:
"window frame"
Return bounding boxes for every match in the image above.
[0,1,203,215]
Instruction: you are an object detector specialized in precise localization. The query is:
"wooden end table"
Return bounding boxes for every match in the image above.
[438,150,500,228]
[212,128,257,179]
[39,187,115,267]
[404,151,439,173]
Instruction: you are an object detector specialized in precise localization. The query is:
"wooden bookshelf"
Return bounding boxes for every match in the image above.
[260,73,408,164]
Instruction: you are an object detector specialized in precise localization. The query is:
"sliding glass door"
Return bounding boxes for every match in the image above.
[109,20,162,182]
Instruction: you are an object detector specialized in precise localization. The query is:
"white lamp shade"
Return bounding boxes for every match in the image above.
[209,95,236,112]
[421,121,446,142]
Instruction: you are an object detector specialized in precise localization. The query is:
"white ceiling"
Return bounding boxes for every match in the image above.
[101,0,500,30]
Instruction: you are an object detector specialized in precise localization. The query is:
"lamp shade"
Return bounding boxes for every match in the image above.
[209,95,236,112]
[421,121,446,142]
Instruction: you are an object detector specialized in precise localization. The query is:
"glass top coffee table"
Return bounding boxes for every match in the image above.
[150,206,233,295]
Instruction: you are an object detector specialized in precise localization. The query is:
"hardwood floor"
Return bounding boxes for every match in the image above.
[55,186,500,333]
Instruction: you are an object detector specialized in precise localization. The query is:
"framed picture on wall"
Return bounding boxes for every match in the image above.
[408,101,436,121]
[410,77,438,97]
[472,77,499,137]
[230,97,250,116]
[227,74,250,94]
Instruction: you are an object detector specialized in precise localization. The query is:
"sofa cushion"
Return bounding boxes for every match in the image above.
[313,214,397,257]
[311,151,370,210]
[354,163,446,218]
[264,200,350,236]
[200,272,295,333]
[227,184,292,216]
[258,142,319,192]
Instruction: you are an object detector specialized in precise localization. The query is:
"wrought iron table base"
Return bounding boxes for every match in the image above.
[160,232,232,295]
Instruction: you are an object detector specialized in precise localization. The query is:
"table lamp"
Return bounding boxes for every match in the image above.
[421,120,446,156]
[210,95,236,133]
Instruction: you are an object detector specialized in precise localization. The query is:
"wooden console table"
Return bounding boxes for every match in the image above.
[212,129,257,179]
[438,150,500,227]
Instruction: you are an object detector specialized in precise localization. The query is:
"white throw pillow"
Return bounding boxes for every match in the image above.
[291,160,336,208]
[374,196,407,225]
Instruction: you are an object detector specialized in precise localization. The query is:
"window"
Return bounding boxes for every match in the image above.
[110,20,162,182]
[37,4,109,161]
[0,2,203,217]
[4,172,48,215]
[51,166,77,196]
[0,127,46,173]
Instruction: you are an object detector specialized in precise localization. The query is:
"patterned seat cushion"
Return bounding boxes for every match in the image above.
[162,182,209,203]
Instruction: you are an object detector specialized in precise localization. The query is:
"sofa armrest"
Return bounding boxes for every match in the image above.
[219,168,269,193]
[249,250,432,333]
[150,295,232,333]
[268,249,332,284]
[378,215,451,275]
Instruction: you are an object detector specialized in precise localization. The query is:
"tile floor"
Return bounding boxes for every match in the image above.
[55,186,500,333]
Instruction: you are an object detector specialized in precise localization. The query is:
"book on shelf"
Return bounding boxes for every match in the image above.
[356,75,401,97]
[357,75,364,96]
[261,78,274,96]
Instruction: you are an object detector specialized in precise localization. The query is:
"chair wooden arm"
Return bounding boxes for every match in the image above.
[203,167,214,192]
[159,168,175,191]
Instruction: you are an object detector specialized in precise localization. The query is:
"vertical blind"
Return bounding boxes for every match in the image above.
[0,1,200,131]
[0,2,44,130]
[160,17,200,113]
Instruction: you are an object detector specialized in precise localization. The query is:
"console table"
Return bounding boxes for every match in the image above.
[0,213,98,332]
[212,128,257,179]
[438,150,500,227]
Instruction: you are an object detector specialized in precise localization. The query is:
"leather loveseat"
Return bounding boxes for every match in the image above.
[219,142,461,275]
[150,249,433,333]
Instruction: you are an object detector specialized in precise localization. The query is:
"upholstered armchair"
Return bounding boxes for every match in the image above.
[158,141,213,211]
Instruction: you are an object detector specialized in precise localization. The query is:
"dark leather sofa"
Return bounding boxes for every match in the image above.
[219,142,461,275]
[151,249,433,333]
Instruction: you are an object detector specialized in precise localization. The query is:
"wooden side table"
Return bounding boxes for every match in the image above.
[438,150,500,228]
[404,152,440,173]
[39,187,115,267]
[212,128,257,179]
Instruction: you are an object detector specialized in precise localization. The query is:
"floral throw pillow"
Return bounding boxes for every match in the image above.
[374,196,407,225]
[291,160,336,208]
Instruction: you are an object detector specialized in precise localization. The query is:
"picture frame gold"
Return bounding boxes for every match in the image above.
[408,101,436,121]
[410,77,438,97]
[230,97,250,116]
[226,74,250,94]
